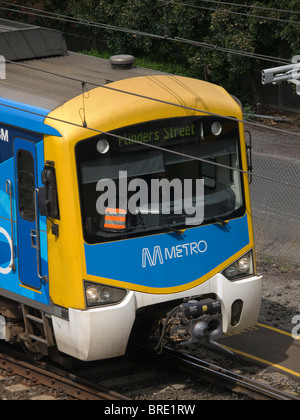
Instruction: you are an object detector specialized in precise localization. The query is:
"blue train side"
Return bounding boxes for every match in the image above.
[0,98,60,306]
[0,20,262,361]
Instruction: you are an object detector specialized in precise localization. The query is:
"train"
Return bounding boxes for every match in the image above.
[0,19,262,362]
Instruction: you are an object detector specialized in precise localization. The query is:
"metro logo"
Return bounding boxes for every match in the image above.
[0,128,9,143]
[142,241,208,268]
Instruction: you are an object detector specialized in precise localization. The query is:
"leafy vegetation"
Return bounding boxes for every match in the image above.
[3,0,300,102]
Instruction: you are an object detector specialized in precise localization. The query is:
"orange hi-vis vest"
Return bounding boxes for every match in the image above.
[104,208,127,230]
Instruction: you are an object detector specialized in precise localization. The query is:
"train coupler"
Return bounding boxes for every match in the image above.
[155,299,223,353]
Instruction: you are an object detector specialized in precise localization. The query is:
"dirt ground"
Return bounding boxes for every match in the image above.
[250,104,300,131]
[258,261,300,332]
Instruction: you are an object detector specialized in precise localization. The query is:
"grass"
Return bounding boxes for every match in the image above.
[81,49,193,77]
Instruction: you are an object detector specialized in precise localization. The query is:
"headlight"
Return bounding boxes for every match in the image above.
[211,121,223,136]
[224,264,238,278]
[238,256,250,272]
[84,281,127,308]
[96,139,110,154]
[86,285,99,304]
[223,251,254,281]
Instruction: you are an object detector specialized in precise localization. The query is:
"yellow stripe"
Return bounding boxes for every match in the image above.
[257,323,300,340]
[19,284,42,294]
[222,344,300,379]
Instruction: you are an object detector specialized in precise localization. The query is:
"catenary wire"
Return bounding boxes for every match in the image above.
[160,0,300,26]
[0,100,299,190]
[3,0,300,28]
[0,2,291,64]
[4,58,300,139]
[0,2,292,65]
[0,3,299,187]
[197,0,300,16]
[173,37,289,64]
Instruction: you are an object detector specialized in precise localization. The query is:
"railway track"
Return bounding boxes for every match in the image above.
[162,347,300,401]
[72,348,299,401]
[0,351,130,401]
[0,344,298,401]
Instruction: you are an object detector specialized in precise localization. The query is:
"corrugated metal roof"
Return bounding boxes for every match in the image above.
[0,51,166,110]
[0,18,67,61]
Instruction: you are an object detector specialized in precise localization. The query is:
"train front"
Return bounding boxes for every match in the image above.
[45,76,262,361]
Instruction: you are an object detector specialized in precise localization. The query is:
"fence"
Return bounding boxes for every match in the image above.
[254,70,300,114]
[249,127,300,267]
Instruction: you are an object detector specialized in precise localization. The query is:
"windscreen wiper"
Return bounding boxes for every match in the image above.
[127,222,184,235]
[130,213,184,235]
[158,224,184,235]
[209,216,228,226]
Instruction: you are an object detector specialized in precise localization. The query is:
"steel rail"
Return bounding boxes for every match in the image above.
[0,352,130,400]
[162,347,300,400]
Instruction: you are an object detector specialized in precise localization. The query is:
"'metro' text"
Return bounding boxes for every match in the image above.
[142,241,208,268]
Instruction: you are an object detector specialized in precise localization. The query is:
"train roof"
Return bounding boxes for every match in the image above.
[1,28,166,113]
[0,20,241,136]
[1,51,167,111]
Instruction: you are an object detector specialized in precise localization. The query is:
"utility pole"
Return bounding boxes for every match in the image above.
[262,55,300,95]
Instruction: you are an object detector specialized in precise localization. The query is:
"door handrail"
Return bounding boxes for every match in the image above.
[34,188,48,284]
[5,180,16,271]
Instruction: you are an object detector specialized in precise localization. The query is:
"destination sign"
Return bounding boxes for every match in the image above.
[117,118,201,148]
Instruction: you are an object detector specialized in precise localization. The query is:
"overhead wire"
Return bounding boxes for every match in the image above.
[0,1,299,189]
[0,1,298,138]
[3,0,300,26]
[4,58,300,139]
[160,0,300,26]
[0,99,248,177]
[172,37,289,64]
[197,0,300,16]
[0,1,292,65]
[0,98,299,190]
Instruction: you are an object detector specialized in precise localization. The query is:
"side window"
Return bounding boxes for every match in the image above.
[17,149,35,221]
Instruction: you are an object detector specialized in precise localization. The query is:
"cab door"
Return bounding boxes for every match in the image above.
[14,138,45,290]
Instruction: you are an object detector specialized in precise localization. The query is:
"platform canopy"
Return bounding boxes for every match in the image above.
[0,18,67,61]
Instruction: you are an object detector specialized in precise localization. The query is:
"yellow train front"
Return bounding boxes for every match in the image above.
[0,22,262,361]
[44,75,262,361]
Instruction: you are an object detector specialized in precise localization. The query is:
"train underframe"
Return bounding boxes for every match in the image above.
[0,272,262,363]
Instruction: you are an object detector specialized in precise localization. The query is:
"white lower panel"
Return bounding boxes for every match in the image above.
[51,274,262,361]
[52,292,136,361]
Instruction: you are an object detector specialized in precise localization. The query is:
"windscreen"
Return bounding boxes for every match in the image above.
[75,116,245,244]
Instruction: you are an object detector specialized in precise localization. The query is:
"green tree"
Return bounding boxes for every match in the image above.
[3,0,300,102]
